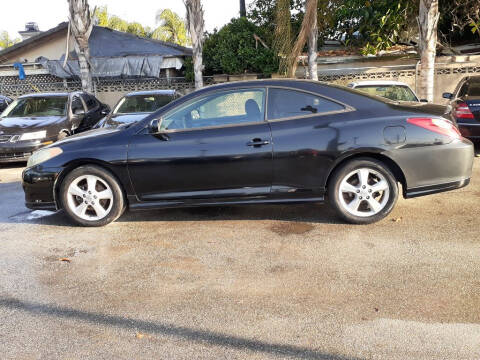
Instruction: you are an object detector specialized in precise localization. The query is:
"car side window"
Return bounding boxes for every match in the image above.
[267,88,345,120]
[71,95,85,114]
[458,83,469,98]
[162,89,265,131]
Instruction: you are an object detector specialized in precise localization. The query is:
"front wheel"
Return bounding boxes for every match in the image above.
[328,158,399,224]
[60,165,125,226]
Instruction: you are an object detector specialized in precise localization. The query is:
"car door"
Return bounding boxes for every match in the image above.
[127,88,273,202]
[266,87,351,199]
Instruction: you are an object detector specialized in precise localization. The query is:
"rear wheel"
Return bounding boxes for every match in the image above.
[60,165,125,226]
[328,158,399,224]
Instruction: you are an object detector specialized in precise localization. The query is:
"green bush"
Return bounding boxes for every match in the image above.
[203,18,279,76]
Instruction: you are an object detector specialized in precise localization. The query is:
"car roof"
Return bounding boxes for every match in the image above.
[125,89,176,97]
[462,76,480,83]
[18,92,75,98]
[349,81,411,87]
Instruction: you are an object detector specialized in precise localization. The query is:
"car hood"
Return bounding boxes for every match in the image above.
[0,116,67,135]
[54,126,122,146]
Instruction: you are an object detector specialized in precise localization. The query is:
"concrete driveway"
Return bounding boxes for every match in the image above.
[0,160,479,359]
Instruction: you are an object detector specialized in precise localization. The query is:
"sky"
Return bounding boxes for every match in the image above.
[1,0,255,39]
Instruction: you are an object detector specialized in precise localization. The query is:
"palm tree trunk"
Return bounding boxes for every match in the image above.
[77,48,93,93]
[418,0,439,102]
[185,0,205,90]
[68,0,94,93]
[287,0,318,78]
[240,0,247,17]
[307,0,318,81]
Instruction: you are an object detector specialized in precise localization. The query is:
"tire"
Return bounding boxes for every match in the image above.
[60,165,125,227]
[328,158,399,224]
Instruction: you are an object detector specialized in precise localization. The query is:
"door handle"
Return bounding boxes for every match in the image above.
[247,138,270,147]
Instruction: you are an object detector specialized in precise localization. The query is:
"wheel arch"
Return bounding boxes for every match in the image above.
[325,152,407,197]
[53,159,128,209]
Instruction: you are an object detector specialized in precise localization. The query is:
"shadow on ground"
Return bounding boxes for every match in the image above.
[0,296,358,360]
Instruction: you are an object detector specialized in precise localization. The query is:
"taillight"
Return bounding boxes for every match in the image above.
[407,117,461,139]
[454,102,474,119]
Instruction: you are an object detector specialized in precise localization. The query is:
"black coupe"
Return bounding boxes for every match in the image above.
[22,80,474,226]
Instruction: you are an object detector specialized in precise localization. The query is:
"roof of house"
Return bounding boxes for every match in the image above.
[66,26,192,59]
[0,22,192,62]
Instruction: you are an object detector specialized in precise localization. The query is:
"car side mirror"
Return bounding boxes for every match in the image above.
[420,99,428,103]
[150,118,162,133]
[101,107,110,115]
[442,93,453,100]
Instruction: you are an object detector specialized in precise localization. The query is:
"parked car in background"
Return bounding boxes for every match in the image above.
[348,81,422,102]
[0,92,109,163]
[0,95,13,112]
[95,90,177,129]
[443,76,480,150]
[22,80,473,227]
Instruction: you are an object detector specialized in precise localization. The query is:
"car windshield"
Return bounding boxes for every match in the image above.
[114,94,173,114]
[355,85,418,102]
[1,96,68,117]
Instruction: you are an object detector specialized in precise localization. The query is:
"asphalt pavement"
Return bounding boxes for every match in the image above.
[0,160,479,359]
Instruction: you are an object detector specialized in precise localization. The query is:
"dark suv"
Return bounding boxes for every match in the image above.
[0,91,109,163]
[444,76,480,150]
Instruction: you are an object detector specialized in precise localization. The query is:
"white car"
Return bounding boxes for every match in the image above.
[348,81,424,102]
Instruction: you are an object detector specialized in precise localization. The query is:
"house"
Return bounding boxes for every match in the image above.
[0,22,192,78]
[0,22,193,105]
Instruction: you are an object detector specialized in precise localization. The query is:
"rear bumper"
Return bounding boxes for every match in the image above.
[405,178,470,198]
[458,123,480,140]
[390,138,474,197]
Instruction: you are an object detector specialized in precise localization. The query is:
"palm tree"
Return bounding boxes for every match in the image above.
[68,0,94,93]
[274,0,293,75]
[152,9,189,46]
[185,0,205,89]
[287,0,318,79]
[418,0,439,102]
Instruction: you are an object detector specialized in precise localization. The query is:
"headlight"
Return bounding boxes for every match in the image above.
[27,147,63,167]
[20,130,47,141]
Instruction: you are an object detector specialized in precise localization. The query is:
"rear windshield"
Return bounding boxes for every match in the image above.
[114,94,174,114]
[466,83,480,97]
[355,85,418,102]
[2,96,68,117]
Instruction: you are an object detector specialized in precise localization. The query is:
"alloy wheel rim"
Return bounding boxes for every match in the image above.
[338,168,390,218]
[67,175,113,221]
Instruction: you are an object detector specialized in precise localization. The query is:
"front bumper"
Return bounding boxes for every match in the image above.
[22,166,63,211]
[0,139,52,163]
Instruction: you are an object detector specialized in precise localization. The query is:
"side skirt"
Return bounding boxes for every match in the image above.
[128,195,325,211]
